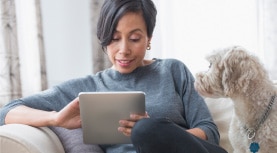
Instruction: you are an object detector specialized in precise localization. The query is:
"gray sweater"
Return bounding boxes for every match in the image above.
[0,58,219,152]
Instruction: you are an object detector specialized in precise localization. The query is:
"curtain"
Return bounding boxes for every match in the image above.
[150,0,277,80]
[35,0,48,90]
[261,0,277,80]
[91,0,111,74]
[0,0,21,107]
[0,0,47,107]
[150,0,259,76]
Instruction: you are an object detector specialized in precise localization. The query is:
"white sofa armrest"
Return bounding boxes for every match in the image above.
[0,124,65,153]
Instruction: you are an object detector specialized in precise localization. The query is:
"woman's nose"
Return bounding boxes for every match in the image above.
[118,40,131,54]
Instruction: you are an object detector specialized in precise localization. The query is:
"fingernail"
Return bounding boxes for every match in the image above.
[118,127,123,132]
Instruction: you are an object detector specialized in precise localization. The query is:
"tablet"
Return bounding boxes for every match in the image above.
[78,91,145,144]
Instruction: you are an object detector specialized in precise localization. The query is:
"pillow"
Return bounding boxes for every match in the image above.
[50,127,104,153]
[205,97,234,153]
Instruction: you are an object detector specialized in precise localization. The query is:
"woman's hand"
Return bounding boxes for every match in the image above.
[118,112,149,136]
[5,97,81,129]
[54,97,81,129]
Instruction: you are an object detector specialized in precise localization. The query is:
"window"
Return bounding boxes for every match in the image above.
[150,0,276,81]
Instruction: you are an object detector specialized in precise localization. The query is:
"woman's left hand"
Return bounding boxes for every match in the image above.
[118,112,149,136]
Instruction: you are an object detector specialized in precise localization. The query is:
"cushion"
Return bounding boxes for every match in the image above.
[50,127,104,153]
[205,97,234,153]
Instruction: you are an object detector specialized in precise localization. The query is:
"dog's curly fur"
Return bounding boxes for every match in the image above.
[194,46,277,153]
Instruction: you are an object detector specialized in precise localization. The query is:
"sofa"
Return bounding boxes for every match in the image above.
[0,99,234,153]
[1,82,276,153]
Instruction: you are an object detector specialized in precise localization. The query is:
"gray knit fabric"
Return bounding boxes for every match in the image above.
[50,127,104,153]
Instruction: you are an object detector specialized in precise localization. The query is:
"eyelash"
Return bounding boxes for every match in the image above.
[111,38,140,42]
[130,38,140,42]
[112,38,119,42]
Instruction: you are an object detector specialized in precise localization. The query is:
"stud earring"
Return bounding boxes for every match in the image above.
[147,42,151,50]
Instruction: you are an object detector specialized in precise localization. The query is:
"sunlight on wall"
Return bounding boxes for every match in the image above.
[150,0,258,76]
[41,0,92,87]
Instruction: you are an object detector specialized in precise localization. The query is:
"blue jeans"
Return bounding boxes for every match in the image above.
[131,118,227,153]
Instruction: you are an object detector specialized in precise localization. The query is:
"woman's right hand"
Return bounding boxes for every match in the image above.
[54,97,81,129]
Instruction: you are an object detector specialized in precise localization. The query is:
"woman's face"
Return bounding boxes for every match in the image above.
[107,12,151,74]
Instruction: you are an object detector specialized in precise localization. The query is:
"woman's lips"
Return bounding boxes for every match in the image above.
[117,59,133,67]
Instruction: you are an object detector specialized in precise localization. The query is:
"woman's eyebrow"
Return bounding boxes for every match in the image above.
[129,29,144,34]
[114,28,143,34]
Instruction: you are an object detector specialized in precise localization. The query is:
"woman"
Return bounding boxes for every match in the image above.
[0,0,227,152]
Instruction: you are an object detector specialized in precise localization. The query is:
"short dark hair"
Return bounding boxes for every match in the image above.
[97,0,157,49]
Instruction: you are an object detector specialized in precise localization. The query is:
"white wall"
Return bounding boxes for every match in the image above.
[40,0,92,87]
[40,0,276,87]
[150,0,259,76]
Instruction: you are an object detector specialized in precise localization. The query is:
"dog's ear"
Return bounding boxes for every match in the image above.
[221,46,262,96]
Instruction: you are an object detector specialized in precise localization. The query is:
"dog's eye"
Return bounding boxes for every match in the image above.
[208,63,212,69]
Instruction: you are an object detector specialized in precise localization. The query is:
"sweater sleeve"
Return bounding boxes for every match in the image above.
[171,59,220,144]
[0,86,66,126]
[0,75,97,126]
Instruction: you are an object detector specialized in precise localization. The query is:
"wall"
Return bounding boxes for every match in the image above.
[40,0,92,87]
[150,0,259,76]
[40,0,276,87]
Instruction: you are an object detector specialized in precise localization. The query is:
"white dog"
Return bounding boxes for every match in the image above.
[194,46,277,153]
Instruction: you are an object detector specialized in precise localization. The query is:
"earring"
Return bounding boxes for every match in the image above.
[147,42,151,50]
